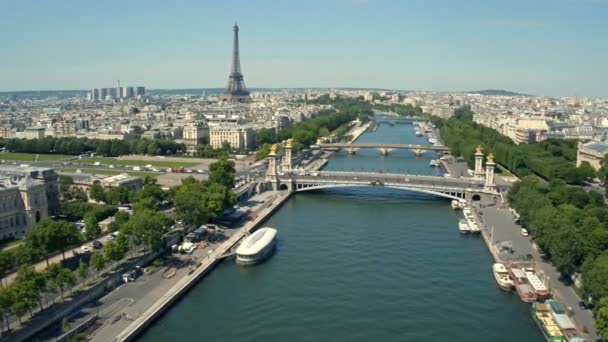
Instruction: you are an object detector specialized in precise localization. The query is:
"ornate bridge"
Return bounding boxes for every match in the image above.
[318,143,449,156]
[258,140,502,204]
[267,170,497,202]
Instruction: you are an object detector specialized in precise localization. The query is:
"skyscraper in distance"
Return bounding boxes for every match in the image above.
[222,22,250,102]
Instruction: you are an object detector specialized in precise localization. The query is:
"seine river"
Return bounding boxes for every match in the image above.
[139,121,544,341]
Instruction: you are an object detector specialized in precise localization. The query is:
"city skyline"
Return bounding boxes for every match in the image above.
[1,0,607,97]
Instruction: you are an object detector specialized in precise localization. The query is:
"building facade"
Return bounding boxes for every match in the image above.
[577,141,608,171]
[0,165,60,217]
[209,126,255,150]
[0,176,48,240]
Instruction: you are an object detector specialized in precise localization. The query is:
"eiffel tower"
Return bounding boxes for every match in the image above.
[222,23,250,102]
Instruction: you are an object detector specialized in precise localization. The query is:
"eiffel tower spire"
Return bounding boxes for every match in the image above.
[222,22,250,102]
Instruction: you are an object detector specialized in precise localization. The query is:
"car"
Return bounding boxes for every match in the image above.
[111,231,119,238]
[92,240,103,249]
[80,245,92,253]
[578,301,588,310]
[521,228,529,237]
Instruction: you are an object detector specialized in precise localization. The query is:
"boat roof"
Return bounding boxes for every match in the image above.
[525,272,548,291]
[511,268,526,279]
[553,313,577,331]
[236,227,277,256]
[493,263,508,272]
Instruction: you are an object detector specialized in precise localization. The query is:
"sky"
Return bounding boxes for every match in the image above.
[1,0,607,97]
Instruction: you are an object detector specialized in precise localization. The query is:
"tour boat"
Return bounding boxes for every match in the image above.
[526,270,551,300]
[492,263,514,291]
[428,138,437,144]
[458,219,470,234]
[415,130,423,136]
[532,302,566,342]
[429,159,440,167]
[508,267,538,302]
[462,207,480,233]
[236,227,277,266]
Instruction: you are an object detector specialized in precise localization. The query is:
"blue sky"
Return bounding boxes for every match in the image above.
[1,0,607,96]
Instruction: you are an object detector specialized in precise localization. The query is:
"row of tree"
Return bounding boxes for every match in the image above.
[508,177,608,338]
[255,97,375,160]
[433,106,596,184]
[374,103,428,117]
[0,136,184,157]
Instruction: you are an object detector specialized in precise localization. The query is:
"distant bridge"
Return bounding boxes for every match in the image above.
[318,143,449,156]
[268,170,497,202]
[374,115,422,122]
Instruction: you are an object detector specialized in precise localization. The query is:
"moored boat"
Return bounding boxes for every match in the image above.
[509,267,538,302]
[236,227,277,266]
[458,219,470,234]
[526,271,551,300]
[532,302,566,342]
[415,130,423,136]
[451,199,465,210]
[492,263,514,290]
[429,159,440,167]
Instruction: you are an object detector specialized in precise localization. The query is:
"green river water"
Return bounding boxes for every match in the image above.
[139,120,544,342]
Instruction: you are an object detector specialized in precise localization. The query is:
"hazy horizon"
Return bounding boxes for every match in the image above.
[2,0,607,97]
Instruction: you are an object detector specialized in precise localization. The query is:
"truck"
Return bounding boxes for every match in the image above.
[133,166,142,171]
[93,162,101,166]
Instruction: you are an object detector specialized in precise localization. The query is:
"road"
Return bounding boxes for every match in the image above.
[1,231,117,286]
[476,204,599,341]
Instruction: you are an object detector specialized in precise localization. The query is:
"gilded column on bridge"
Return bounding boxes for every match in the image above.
[474,145,484,179]
[282,139,293,172]
[266,144,278,179]
[484,153,496,192]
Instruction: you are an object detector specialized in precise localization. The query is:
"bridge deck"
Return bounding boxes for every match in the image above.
[318,143,449,151]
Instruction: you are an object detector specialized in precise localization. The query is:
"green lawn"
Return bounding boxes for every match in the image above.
[0,152,68,162]
[79,157,199,168]
[57,167,162,178]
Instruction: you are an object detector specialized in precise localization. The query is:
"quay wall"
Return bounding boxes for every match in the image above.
[114,191,293,342]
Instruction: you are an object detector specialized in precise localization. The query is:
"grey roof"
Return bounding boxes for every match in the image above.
[583,141,608,153]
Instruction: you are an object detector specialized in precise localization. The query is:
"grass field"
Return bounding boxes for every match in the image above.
[0,152,68,162]
[57,167,162,178]
[79,157,199,168]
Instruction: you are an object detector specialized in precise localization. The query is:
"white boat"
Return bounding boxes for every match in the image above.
[493,263,514,291]
[415,130,423,136]
[429,138,437,144]
[463,207,481,233]
[458,219,470,234]
[451,199,465,210]
[236,227,277,266]
[429,159,440,167]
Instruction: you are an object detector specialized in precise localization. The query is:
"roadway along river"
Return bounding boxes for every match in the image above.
[138,120,544,342]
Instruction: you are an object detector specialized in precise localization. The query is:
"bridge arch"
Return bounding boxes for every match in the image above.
[293,183,464,201]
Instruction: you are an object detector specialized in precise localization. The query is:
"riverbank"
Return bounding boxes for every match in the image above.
[107,190,292,342]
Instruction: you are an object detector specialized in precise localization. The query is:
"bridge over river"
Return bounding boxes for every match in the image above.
[318,142,449,156]
[270,170,497,202]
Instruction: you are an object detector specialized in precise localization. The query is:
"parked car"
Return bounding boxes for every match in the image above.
[578,301,588,310]
[521,228,529,237]
[92,240,103,249]
[80,245,92,253]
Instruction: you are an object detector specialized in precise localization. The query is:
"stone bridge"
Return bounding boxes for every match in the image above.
[258,140,501,204]
[264,170,498,202]
[318,143,449,156]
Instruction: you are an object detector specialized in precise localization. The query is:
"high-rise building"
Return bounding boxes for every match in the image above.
[135,86,146,97]
[222,23,250,102]
[125,86,134,98]
[100,88,108,100]
[92,88,100,101]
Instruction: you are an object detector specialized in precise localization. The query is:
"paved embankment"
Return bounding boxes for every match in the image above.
[112,191,292,342]
[470,204,599,341]
[348,121,372,143]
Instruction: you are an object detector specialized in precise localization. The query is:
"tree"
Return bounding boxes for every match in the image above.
[0,287,14,331]
[208,157,236,189]
[105,186,131,205]
[582,254,608,301]
[90,252,106,273]
[89,181,106,202]
[46,264,75,300]
[0,252,15,288]
[84,212,101,240]
[103,240,125,265]
[256,128,274,146]
[597,297,608,340]
[77,260,88,286]
[15,265,47,310]
[122,209,171,252]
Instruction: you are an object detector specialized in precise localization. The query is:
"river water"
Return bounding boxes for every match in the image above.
[139,121,544,342]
